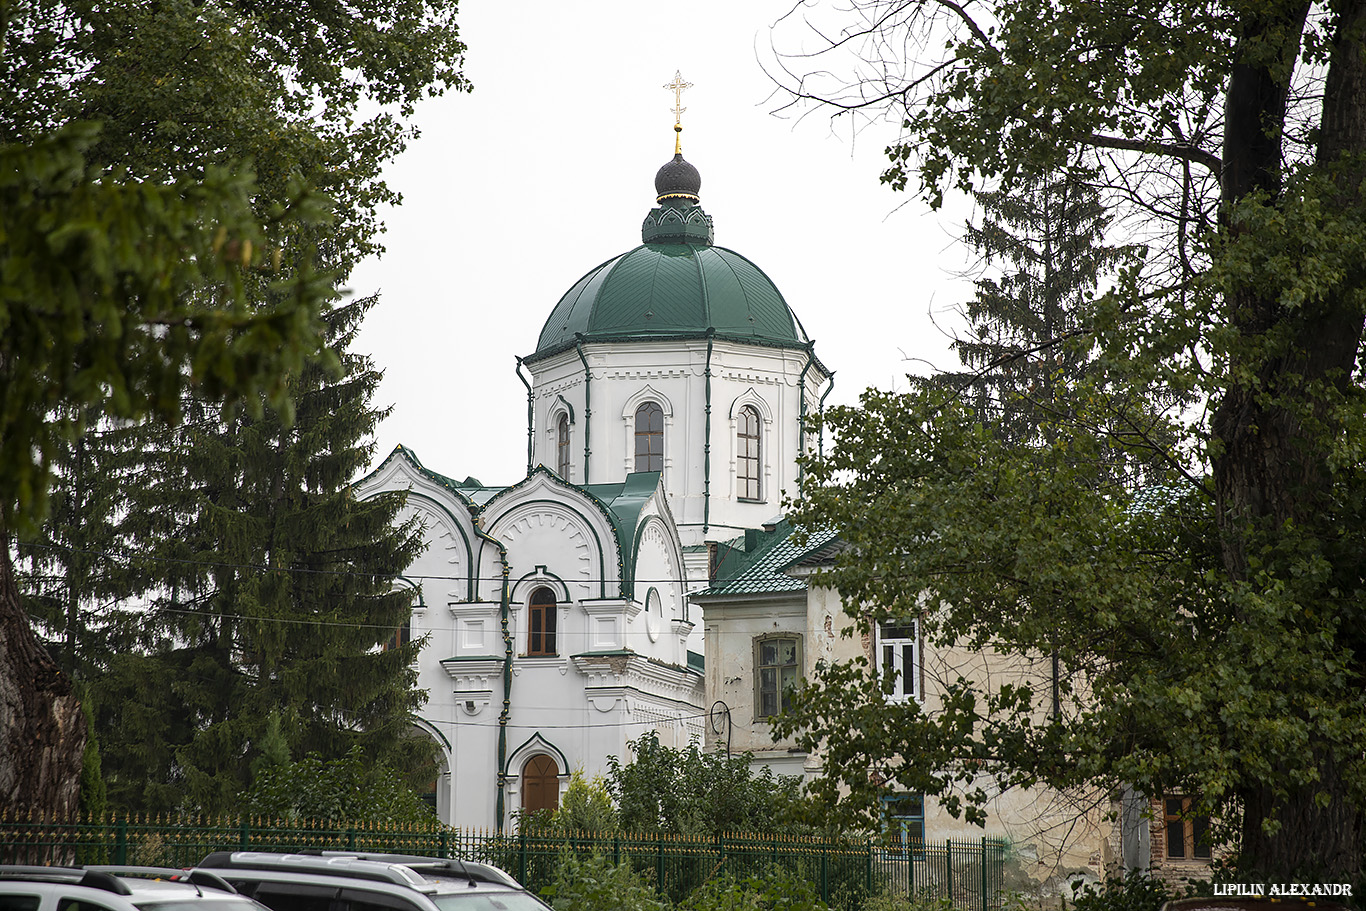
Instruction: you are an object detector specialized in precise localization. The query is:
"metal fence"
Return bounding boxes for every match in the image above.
[0,816,1007,911]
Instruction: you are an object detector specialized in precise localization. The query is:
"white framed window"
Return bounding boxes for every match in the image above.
[737,404,762,501]
[634,402,664,473]
[527,586,558,657]
[556,413,571,479]
[878,619,920,701]
[755,635,801,718]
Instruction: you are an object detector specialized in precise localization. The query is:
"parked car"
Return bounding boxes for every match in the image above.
[0,865,273,911]
[195,852,550,911]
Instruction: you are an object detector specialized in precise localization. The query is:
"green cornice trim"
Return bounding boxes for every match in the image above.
[526,331,828,369]
[511,566,571,604]
[505,732,570,777]
[412,716,452,753]
[554,394,576,424]
[390,489,476,603]
[483,471,616,598]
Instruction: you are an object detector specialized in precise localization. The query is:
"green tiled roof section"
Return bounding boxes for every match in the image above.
[529,242,808,361]
[353,445,510,508]
[580,470,660,597]
[694,520,840,598]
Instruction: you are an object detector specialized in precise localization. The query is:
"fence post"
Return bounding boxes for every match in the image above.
[440,830,449,859]
[945,839,952,902]
[981,838,988,911]
[240,819,250,851]
[820,839,829,905]
[347,827,356,850]
[519,826,527,886]
[657,834,665,894]
[114,818,127,866]
[866,838,873,896]
[613,834,620,866]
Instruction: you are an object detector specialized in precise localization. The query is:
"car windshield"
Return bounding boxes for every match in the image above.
[430,893,548,911]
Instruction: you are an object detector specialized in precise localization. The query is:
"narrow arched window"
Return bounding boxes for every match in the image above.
[634,402,664,473]
[528,587,557,656]
[522,754,560,814]
[737,405,761,500]
[556,414,571,479]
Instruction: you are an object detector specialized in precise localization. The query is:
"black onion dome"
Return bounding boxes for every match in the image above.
[655,153,701,202]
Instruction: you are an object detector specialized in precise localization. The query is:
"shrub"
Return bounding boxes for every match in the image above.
[540,851,665,911]
[552,772,618,834]
[1070,872,1175,911]
[860,890,955,911]
[681,867,830,911]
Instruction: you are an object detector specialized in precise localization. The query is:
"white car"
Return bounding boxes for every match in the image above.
[0,866,278,911]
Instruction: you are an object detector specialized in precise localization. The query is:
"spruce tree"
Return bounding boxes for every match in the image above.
[933,172,1132,442]
[95,294,428,813]
[923,171,1177,486]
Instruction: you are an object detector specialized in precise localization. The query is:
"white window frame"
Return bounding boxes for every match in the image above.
[556,413,572,479]
[877,618,921,702]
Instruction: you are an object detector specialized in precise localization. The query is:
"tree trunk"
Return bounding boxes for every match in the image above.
[0,531,85,817]
[1210,0,1366,883]
[1239,756,1363,883]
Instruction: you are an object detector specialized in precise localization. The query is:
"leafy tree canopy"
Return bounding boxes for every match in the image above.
[605,733,812,838]
[0,0,467,816]
[239,745,436,824]
[770,0,1366,883]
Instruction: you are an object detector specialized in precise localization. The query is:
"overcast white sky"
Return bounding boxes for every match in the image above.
[348,0,977,485]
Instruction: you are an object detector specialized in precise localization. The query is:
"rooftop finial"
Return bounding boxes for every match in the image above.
[664,70,692,154]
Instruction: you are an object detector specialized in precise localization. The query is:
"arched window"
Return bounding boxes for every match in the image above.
[737,405,762,500]
[522,754,560,814]
[634,402,664,473]
[528,587,557,656]
[556,414,571,479]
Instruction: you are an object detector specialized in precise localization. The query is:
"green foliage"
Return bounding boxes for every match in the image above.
[552,771,618,834]
[77,699,107,818]
[772,0,1366,881]
[1069,872,1178,911]
[606,733,811,837]
[680,868,829,911]
[850,888,951,911]
[238,745,436,824]
[3,0,467,816]
[0,123,329,537]
[539,852,665,911]
[91,294,430,813]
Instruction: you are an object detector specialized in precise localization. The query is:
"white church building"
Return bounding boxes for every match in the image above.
[354,128,832,831]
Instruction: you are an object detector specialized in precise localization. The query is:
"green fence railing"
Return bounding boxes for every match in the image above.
[0,816,1007,911]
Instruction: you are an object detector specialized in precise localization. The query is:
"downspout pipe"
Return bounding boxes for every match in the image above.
[515,357,533,476]
[818,372,836,461]
[797,343,815,491]
[702,330,714,534]
[475,525,513,833]
[575,336,592,484]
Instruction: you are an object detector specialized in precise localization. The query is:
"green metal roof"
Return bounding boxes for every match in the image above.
[692,519,840,598]
[528,241,811,362]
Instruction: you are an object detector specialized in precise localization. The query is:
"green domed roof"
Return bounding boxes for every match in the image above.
[529,243,809,361]
[527,151,809,363]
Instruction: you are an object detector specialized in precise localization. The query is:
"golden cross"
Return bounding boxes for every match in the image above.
[664,70,692,126]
